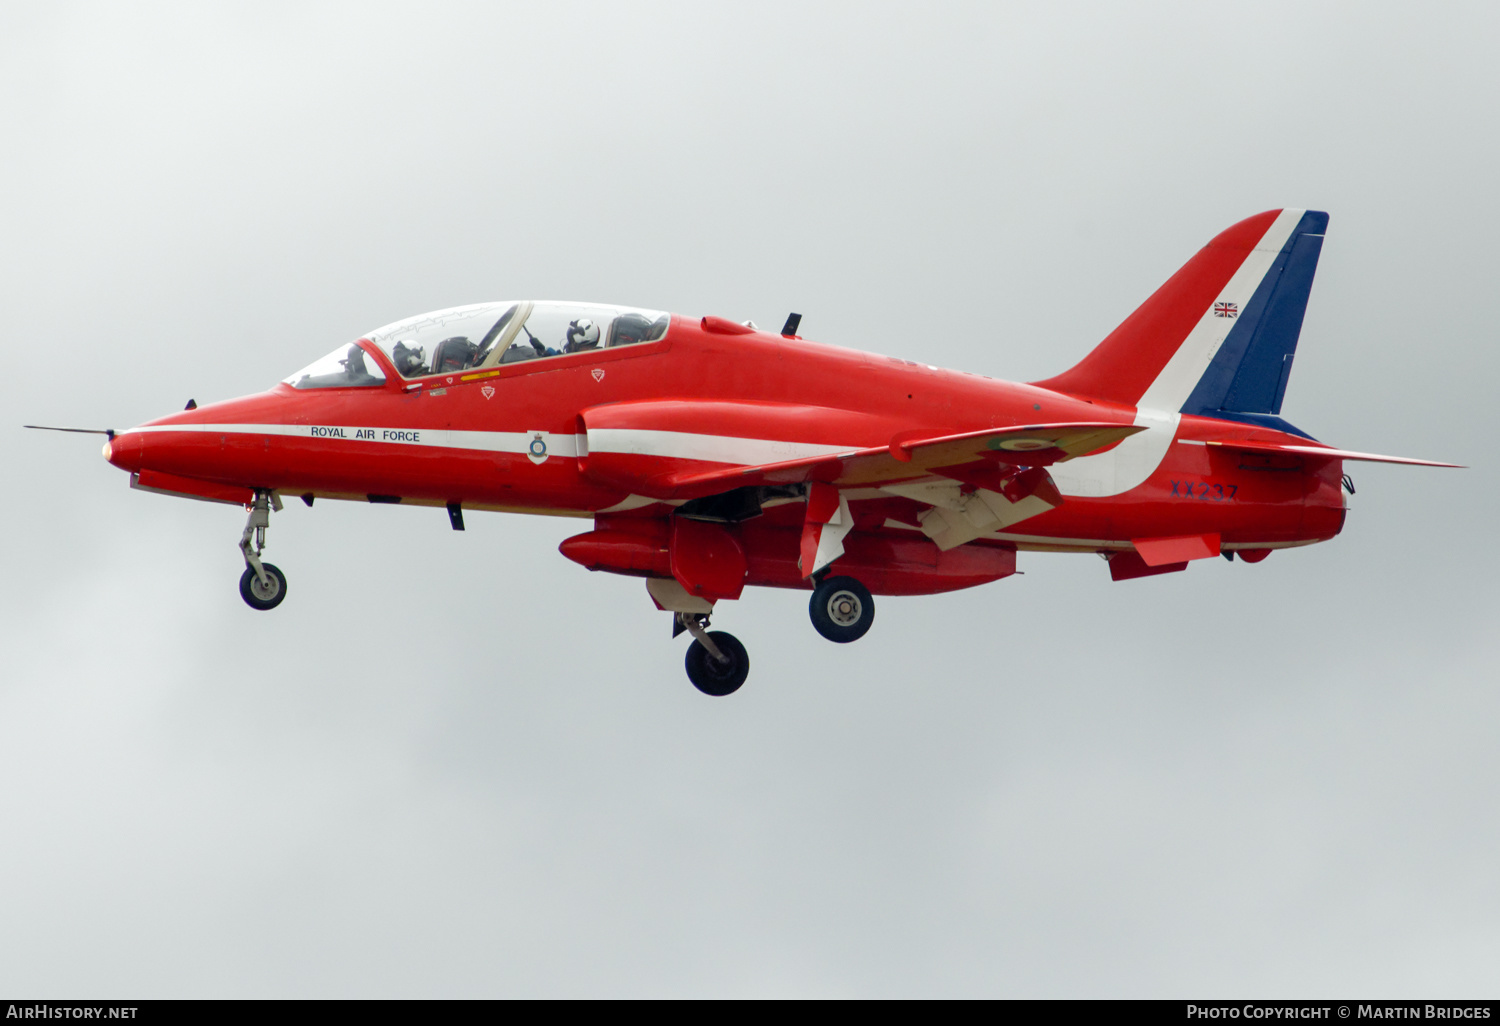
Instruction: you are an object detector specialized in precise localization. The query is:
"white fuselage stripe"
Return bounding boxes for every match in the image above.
[119,422,582,457]
[1048,406,1180,498]
[120,423,861,465]
[586,427,858,465]
[123,421,1188,502]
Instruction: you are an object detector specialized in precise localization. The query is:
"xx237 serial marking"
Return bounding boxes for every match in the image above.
[1170,480,1237,501]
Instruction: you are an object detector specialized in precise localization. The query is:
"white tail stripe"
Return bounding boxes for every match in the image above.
[1136,208,1305,413]
[1048,407,1180,498]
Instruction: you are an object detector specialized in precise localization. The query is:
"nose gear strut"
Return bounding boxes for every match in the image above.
[238,490,288,610]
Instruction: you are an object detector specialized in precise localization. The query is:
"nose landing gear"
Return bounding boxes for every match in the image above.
[240,562,287,610]
[676,612,749,696]
[238,490,287,611]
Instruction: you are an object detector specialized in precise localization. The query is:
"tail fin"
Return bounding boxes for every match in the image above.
[1033,209,1327,433]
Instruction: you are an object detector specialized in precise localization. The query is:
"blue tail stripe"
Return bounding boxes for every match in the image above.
[1226,227,1324,413]
[1181,209,1329,420]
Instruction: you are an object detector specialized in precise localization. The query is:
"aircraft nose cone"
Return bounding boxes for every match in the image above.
[104,430,143,473]
[105,401,235,477]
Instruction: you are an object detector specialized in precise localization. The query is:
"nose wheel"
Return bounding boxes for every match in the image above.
[676,612,749,696]
[809,575,874,643]
[238,490,288,611]
[239,563,287,610]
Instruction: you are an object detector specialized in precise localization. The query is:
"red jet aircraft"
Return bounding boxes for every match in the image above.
[31,209,1457,695]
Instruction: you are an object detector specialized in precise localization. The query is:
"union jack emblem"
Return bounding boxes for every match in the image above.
[1214,302,1238,318]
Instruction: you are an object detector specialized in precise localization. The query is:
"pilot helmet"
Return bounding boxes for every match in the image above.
[612,313,652,346]
[566,318,600,351]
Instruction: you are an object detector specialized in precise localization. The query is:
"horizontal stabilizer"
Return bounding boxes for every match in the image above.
[1199,439,1462,468]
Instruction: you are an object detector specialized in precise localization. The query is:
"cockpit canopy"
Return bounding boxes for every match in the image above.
[282,342,387,390]
[283,301,670,389]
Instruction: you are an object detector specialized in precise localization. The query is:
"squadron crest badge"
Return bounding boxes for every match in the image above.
[526,431,550,465]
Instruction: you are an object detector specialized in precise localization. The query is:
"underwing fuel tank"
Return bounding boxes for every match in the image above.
[563,519,1017,597]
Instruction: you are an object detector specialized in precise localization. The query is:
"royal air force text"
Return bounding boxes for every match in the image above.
[309,427,420,443]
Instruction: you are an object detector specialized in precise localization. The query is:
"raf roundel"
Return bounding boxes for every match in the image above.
[996,437,1053,452]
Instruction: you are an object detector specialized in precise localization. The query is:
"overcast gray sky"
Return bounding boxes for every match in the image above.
[2,1,1497,998]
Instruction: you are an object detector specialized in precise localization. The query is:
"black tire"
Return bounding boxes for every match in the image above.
[239,563,287,611]
[684,631,750,697]
[809,575,874,643]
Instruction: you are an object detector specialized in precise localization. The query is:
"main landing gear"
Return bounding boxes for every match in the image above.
[667,575,875,697]
[676,612,750,697]
[238,489,287,611]
[809,575,874,644]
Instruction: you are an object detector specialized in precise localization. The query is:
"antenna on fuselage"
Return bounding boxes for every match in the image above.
[781,312,802,338]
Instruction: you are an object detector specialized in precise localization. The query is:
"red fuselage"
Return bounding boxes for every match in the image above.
[104,312,1345,598]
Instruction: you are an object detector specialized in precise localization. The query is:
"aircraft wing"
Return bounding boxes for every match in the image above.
[584,410,1143,501]
[888,421,1145,469]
